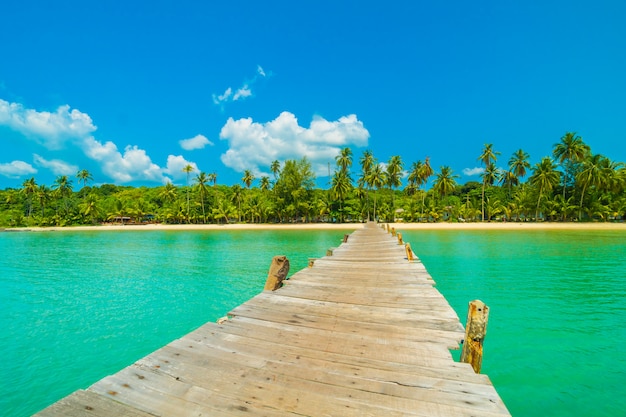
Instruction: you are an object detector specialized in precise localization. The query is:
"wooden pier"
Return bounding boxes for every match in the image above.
[35,223,511,416]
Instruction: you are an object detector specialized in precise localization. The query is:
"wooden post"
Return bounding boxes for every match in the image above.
[391,227,396,237]
[308,258,316,268]
[343,234,349,243]
[397,233,403,245]
[326,248,334,256]
[405,243,415,261]
[264,255,290,291]
[460,300,489,373]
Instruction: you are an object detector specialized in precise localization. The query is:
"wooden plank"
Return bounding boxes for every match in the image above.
[34,222,511,417]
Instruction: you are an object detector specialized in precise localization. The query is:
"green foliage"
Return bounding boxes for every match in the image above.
[0,137,624,227]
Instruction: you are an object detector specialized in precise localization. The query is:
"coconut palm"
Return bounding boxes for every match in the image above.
[509,149,530,180]
[270,160,281,180]
[331,170,352,222]
[182,164,195,222]
[366,163,386,221]
[76,169,93,189]
[158,182,178,204]
[359,150,375,220]
[242,169,255,189]
[529,157,560,220]
[553,132,590,200]
[386,155,403,221]
[433,166,458,200]
[195,171,210,223]
[21,177,38,217]
[36,185,50,220]
[575,153,612,220]
[259,176,271,192]
[335,147,353,173]
[52,175,73,215]
[477,143,500,221]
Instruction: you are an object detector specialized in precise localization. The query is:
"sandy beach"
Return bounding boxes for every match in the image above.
[10,221,625,232]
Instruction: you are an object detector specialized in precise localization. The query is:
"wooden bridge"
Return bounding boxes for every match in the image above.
[35,223,510,416]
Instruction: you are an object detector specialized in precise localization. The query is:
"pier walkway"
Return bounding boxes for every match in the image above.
[35,223,511,416]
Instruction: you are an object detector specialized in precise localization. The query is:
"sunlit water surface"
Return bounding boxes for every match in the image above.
[1,228,624,416]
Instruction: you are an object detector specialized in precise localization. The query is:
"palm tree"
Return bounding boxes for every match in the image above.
[182,164,195,222]
[529,157,560,220]
[270,160,281,180]
[195,172,210,223]
[158,182,178,205]
[481,163,501,219]
[433,166,458,200]
[509,149,530,180]
[553,132,590,200]
[231,184,243,222]
[36,185,50,220]
[331,170,352,222]
[576,153,612,220]
[76,169,93,189]
[259,176,271,192]
[21,177,38,217]
[242,169,255,189]
[79,194,100,224]
[477,143,500,221]
[52,175,73,215]
[335,147,353,173]
[366,163,386,221]
[386,155,403,221]
[359,150,375,220]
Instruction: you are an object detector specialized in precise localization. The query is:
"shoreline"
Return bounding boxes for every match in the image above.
[4,221,625,232]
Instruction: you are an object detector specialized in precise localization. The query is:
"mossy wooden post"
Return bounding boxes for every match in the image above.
[326,248,334,256]
[391,227,396,237]
[405,243,415,261]
[460,300,489,373]
[264,255,290,291]
[397,233,403,245]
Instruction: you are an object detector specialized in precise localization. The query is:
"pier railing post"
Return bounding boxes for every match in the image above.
[460,300,489,373]
[397,233,403,245]
[264,255,290,291]
[343,234,349,243]
[405,243,415,261]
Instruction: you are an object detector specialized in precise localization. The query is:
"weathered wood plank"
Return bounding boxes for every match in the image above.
[34,222,511,417]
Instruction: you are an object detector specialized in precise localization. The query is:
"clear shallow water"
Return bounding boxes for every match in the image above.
[0,229,345,416]
[1,228,624,416]
[404,229,626,417]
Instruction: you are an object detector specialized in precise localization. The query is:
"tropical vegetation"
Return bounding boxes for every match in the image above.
[1,133,624,227]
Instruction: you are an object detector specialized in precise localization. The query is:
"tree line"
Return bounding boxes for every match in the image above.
[1,132,624,227]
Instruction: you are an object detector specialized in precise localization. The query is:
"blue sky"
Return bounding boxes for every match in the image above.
[1,1,625,189]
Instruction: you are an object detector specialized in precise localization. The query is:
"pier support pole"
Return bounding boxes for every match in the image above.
[397,233,403,245]
[405,243,415,261]
[264,255,290,291]
[460,300,489,373]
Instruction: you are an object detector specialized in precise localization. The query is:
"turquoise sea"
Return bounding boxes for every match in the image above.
[1,227,625,416]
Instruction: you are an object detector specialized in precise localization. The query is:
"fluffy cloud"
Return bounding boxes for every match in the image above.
[219,111,369,176]
[81,136,165,183]
[163,155,198,180]
[0,160,37,178]
[0,98,197,184]
[212,65,269,106]
[179,134,213,151]
[33,154,78,176]
[463,167,484,176]
[0,99,96,149]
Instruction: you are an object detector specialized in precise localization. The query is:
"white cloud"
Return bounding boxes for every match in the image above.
[33,154,78,176]
[81,136,165,183]
[0,98,193,185]
[0,99,96,149]
[463,167,484,176]
[0,160,37,178]
[179,134,213,151]
[219,111,369,176]
[212,66,270,106]
[163,155,198,180]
